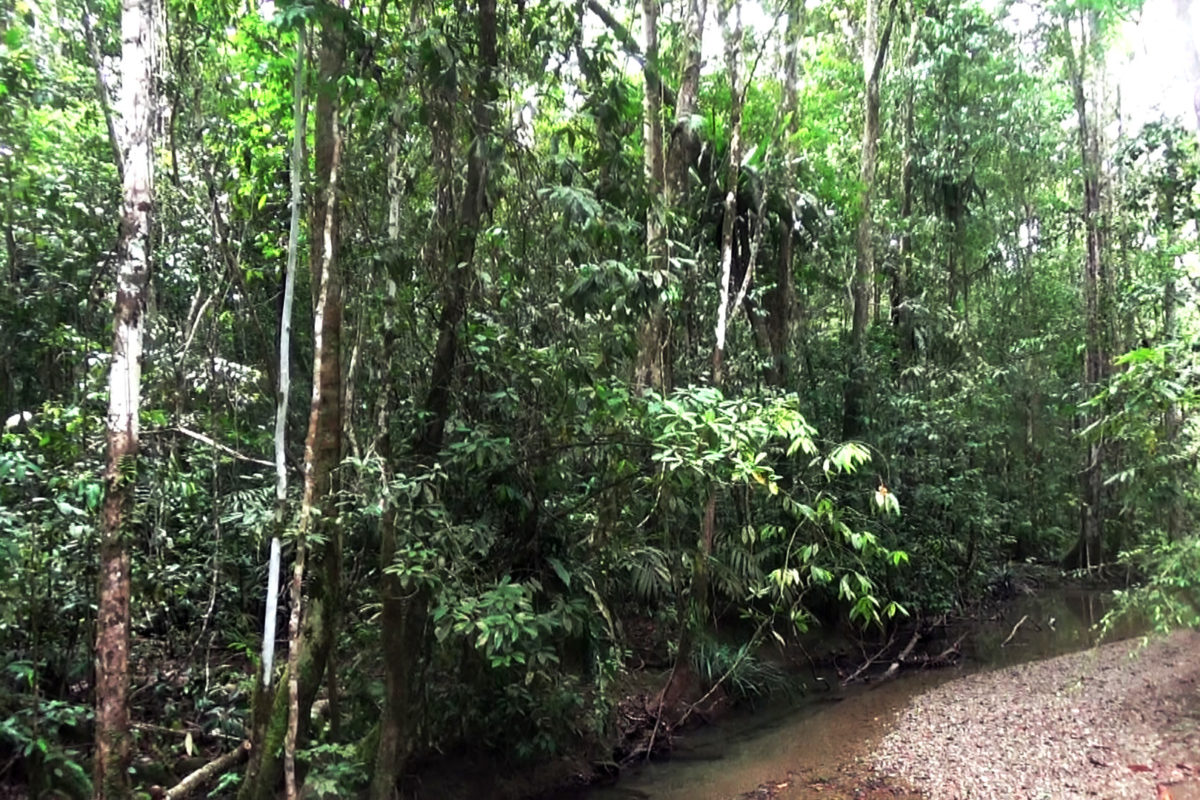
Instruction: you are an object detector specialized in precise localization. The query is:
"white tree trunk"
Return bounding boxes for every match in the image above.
[263,22,307,690]
[712,0,743,386]
[96,0,153,793]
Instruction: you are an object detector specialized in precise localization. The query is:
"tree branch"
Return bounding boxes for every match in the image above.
[584,0,677,107]
[80,0,124,180]
[1001,614,1029,647]
[870,0,901,84]
[153,426,276,468]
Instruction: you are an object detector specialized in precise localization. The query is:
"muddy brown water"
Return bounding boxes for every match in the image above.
[566,588,1136,800]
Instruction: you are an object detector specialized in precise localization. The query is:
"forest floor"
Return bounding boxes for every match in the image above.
[739,628,1200,799]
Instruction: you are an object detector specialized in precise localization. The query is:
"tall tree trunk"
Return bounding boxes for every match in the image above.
[663,0,707,378]
[1063,10,1105,570]
[1161,129,1182,541]
[243,26,306,787]
[665,0,705,204]
[892,4,918,369]
[95,0,153,792]
[374,4,499,788]
[711,0,744,387]
[663,0,744,712]
[417,0,498,454]
[843,0,898,439]
[633,0,669,394]
[762,0,804,386]
[368,109,430,800]
[273,16,346,800]
[268,18,306,696]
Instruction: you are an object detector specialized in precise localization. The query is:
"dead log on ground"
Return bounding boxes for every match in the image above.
[150,740,251,800]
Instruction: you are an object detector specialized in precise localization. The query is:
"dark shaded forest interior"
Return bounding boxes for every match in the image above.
[1,0,1199,796]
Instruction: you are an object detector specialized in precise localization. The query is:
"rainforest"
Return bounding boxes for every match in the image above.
[1,0,1198,796]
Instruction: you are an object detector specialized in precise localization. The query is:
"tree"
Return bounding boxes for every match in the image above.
[1175,0,1200,132]
[95,0,154,792]
[283,12,346,799]
[267,6,306,705]
[1060,5,1108,570]
[372,0,500,794]
[368,116,427,799]
[889,0,919,366]
[633,0,670,394]
[235,10,345,800]
[666,0,747,706]
[761,0,805,387]
[244,13,306,792]
[843,0,899,439]
[416,0,499,455]
[712,0,746,387]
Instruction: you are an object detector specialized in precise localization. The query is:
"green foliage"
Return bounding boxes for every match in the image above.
[641,386,907,630]
[690,636,791,701]
[298,741,368,798]
[0,688,93,798]
[1109,535,1200,633]
[4,0,1200,791]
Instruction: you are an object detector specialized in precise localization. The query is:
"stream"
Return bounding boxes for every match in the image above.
[565,587,1134,800]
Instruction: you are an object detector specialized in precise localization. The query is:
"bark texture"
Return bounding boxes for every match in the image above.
[236,17,344,800]
[891,4,918,368]
[243,26,306,784]
[266,18,306,693]
[711,0,743,387]
[95,0,153,792]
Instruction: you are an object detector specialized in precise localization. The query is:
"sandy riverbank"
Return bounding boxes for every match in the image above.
[873,629,1200,799]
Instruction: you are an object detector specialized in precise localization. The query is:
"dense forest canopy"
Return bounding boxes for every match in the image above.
[1,0,1198,795]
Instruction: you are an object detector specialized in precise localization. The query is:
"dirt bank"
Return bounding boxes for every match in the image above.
[874,629,1200,799]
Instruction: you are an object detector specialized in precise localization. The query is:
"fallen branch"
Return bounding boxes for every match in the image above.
[1001,614,1029,647]
[876,626,923,684]
[669,619,772,737]
[151,740,251,800]
[841,632,896,686]
[930,631,968,665]
[643,652,681,764]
